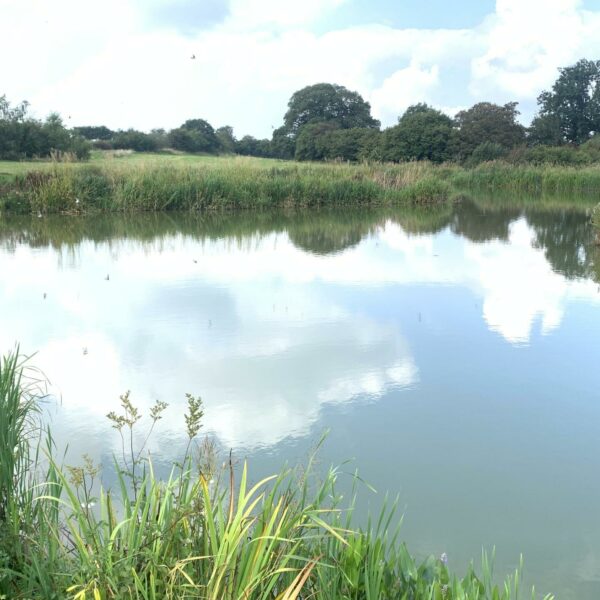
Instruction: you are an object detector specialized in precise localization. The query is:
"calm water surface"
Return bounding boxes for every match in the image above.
[1,200,599,599]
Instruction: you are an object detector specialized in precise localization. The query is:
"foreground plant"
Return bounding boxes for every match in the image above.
[0,350,554,599]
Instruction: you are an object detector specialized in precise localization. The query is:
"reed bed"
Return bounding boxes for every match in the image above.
[451,162,600,196]
[1,159,451,215]
[0,350,553,599]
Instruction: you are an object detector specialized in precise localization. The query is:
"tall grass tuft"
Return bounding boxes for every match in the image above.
[0,350,554,599]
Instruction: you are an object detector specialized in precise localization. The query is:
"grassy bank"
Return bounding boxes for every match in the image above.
[3,152,600,215]
[0,155,451,214]
[0,350,553,599]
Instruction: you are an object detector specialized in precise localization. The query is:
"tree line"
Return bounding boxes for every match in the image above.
[2,58,600,165]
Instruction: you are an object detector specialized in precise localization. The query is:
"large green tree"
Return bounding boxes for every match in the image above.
[382,103,453,163]
[452,102,526,159]
[536,59,600,144]
[283,83,380,138]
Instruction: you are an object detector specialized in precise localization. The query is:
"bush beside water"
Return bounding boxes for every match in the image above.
[0,351,554,599]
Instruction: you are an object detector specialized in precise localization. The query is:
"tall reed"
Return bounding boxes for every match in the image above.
[2,160,451,215]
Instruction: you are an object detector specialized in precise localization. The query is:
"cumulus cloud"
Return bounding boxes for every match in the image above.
[3,0,600,135]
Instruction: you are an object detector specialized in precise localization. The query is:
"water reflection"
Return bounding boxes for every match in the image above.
[1,200,600,599]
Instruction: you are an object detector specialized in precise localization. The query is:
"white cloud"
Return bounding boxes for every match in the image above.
[370,63,440,125]
[6,0,599,135]
[471,0,600,101]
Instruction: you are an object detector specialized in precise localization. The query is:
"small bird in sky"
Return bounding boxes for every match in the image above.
[105,274,110,281]
[191,54,196,60]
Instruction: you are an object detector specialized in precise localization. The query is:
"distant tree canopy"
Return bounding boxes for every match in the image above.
[73,125,114,141]
[452,102,526,159]
[0,95,90,160]
[113,129,158,152]
[282,83,380,138]
[169,119,220,153]
[382,104,453,163]
[536,59,600,144]
[215,126,236,154]
[236,135,271,157]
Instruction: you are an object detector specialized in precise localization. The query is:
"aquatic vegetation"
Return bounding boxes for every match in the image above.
[0,158,452,215]
[451,162,600,196]
[0,350,553,599]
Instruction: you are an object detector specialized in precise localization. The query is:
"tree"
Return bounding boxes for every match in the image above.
[0,95,89,160]
[452,102,526,160]
[169,119,219,153]
[528,114,564,146]
[270,126,295,160]
[235,135,271,157]
[113,129,158,152]
[382,103,453,163]
[282,83,380,138]
[294,122,339,161]
[318,128,381,162]
[536,59,600,144]
[215,126,236,153]
[73,125,114,141]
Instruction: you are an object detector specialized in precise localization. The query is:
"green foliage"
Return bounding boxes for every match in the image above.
[382,104,454,163]
[215,126,237,153]
[169,119,220,153]
[536,58,600,144]
[0,95,90,160]
[282,83,380,138]
[467,142,508,166]
[112,129,159,152]
[527,114,563,146]
[509,144,598,166]
[236,135,272,158]
[294,122,339,161]
[73,126,114,141]
[453,102,526,160]
[318,128,382,162]
[270,126,295,160]
[0,351,553,600]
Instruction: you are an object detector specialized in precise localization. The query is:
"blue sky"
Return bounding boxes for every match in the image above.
[2,0,600,137]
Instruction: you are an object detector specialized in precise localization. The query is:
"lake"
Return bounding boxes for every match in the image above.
[1,198,599,599]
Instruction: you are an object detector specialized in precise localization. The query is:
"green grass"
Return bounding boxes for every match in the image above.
[0,350,553,599]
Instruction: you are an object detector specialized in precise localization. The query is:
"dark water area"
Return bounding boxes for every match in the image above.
[1,199,599,599]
